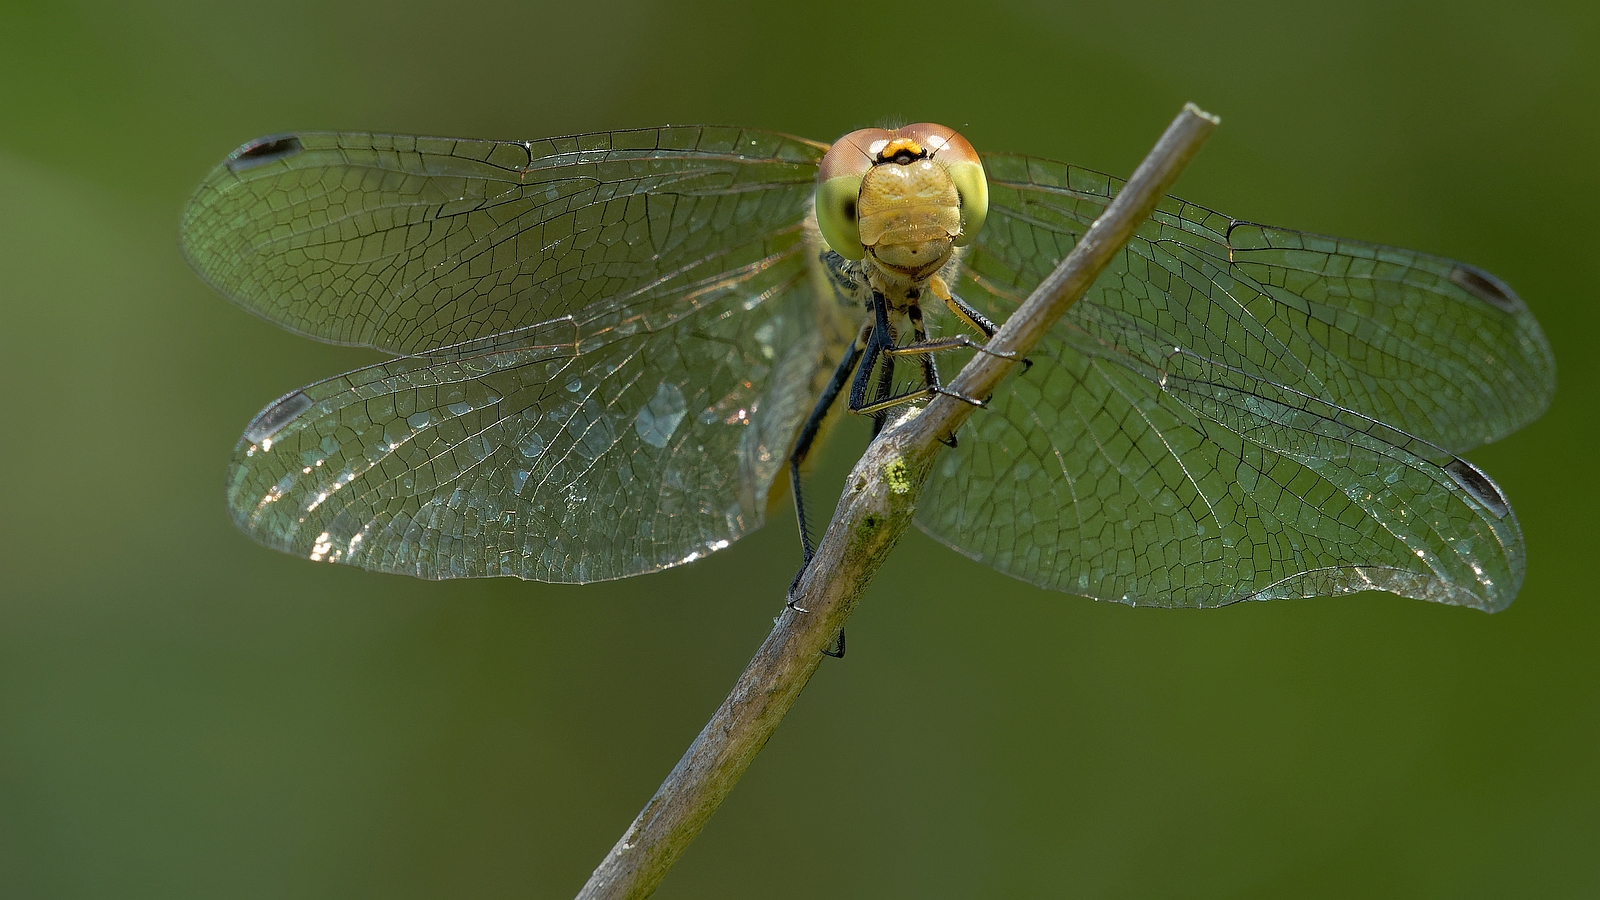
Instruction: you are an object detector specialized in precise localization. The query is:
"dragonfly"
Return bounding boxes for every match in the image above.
[180,124,1554,612]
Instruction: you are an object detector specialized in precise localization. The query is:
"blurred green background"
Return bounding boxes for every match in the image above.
[2,0,1595,896]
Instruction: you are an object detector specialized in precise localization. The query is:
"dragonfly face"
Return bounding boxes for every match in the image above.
[181,123,1554,611]
[815,123,987,284]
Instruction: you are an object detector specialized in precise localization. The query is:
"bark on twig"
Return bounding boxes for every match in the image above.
[576,103,1219,900]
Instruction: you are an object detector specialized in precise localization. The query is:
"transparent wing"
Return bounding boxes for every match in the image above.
[181,127,826,354]
[227,232,826,582]
[916,153,1555,610]
[966,154,1554,453]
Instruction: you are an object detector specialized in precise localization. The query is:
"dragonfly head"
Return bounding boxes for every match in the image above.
[816,123,988,279]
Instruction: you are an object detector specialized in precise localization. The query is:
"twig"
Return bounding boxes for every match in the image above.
[575,103,1220,900]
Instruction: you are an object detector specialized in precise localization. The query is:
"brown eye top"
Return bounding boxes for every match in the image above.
[893,123,981,168]
[817,127,886,183]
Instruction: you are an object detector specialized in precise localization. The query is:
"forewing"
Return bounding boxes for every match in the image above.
[915,153,1552,610]
[227,231,824,582]
[966,154,1554,452]
[181,127,825,354]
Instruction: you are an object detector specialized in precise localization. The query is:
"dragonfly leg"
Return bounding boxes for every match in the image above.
[870,348,896,439]
[821,628,847,659]
[851,297,987,421]
[791,293,975,603]
[848,291,896,438]
[787,324,870,595]
[870,292,900,439]
[786,606,847,661]
[788,292,898,597]
[930,275,1032,373]
[906,300,958,448]
[850,381,987,418]
[819,249,867,303]
[883,333,1014,361]
[907,300,941,410]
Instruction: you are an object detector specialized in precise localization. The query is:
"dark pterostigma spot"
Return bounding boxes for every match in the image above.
[1449,264,1523,314]
[1445,458,1510,518]
[226,135,305,173]
[244,390,314,445]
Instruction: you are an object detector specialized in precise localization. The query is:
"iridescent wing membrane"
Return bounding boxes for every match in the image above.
[183,126,1555,607]
[924,153,1555,610]
[182,128,831,581]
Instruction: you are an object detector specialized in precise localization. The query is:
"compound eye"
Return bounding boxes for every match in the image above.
[946,158,988,247]
[815,128,884,261]
[815,173,865,260]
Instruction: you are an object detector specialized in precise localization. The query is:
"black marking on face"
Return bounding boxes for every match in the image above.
[227,135,305,173]
[874,138,929,167]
